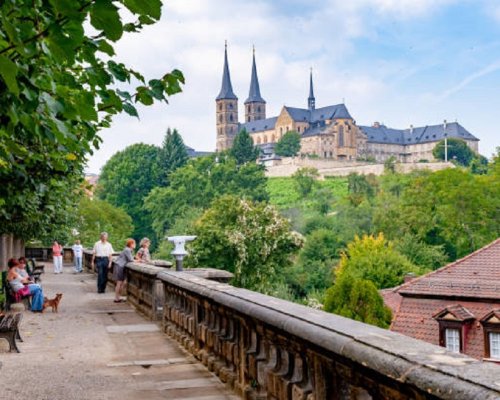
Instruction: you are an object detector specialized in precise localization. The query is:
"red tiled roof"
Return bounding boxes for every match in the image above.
[398,238,500,299]
[383,238,500,361]
[390,297,496,360]
[432,304,475,321]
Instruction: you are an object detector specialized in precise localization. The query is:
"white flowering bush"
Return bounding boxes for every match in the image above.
[191,195,304,293]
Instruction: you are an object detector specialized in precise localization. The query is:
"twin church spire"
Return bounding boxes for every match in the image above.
[215,43,315,151]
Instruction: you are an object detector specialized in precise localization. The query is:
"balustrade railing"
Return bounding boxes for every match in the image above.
[80,250,500,399]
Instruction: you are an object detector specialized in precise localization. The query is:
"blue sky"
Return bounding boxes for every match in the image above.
[87,0,500,172]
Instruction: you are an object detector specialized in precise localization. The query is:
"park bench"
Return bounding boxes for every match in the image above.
[1,271,32,311]
[0,313,23,352]
[26,258,44,283]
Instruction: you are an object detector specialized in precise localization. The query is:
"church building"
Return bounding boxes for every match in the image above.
[215,45,479,162]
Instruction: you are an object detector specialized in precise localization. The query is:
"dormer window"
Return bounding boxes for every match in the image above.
[433,305,475,354]
[480,310,500,360]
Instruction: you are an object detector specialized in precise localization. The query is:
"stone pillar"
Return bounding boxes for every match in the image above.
[0,234,13,271]
[13,237,24,259]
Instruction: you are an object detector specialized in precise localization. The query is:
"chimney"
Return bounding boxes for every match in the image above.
[404,272,416,283]
[443,119,447,131]
[373,121,380,128]
[410,124,414,134]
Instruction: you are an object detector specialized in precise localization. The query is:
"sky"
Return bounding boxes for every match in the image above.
[86,0,500,173]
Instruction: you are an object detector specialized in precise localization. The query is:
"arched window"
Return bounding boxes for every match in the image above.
[229,114,233,122]
[271,134,276,142]
[286,126,289,132]
[248,105,251,113]
[219,115,222,123]
[338,126,344,147]
[257,106,261,113]
[248,116,251,122]
[219,103,222,111]
[263,135,268,143]
[229,103,233,109]
[297,126,301,133]
[280,127,283,135]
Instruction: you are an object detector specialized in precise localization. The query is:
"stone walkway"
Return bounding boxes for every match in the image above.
[0,263,239,400]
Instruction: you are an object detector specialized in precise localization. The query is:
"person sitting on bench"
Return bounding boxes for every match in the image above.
[7,258,44,312]
[17,257,33,282]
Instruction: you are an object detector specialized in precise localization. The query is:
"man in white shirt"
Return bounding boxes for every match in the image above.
[72,239,84,273]
[91,232,114,293]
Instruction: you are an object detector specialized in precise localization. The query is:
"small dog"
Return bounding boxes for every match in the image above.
[43,293,63,313]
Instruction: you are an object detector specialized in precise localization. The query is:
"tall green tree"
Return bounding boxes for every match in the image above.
[190,196,303,293]
[145,155,268,238]
[275,131,301,157]
[0,0,184,240]
[336,233,421,289]
[230,128,260,165]
[76,197,133,249]
[97,143,161,244]
[292,167,319,197]
[432,138,476,166]
[323,274,392,328]
[159,128,189,186]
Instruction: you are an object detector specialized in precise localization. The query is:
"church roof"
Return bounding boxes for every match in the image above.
[245,51,265,104]
[216,44,238,101]
[240,117,278,133]
[360,122,479,145]
[285,104,353,123]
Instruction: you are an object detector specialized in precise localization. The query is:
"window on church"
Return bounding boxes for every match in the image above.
[257,106,261,113]
[229,103,233,109]
[219,115,222,123]
[248,106,251,113]
[229,114,233,122]
[263,135,268,143]
[280,127,283,135]
[339,126,344,147]
[248,117,250,122]
[219,104,222,111]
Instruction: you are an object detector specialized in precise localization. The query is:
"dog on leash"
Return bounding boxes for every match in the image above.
[43,293,63,313]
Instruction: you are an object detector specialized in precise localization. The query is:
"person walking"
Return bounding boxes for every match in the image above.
[52,240,63,274]
[114,239,135,303]
[72,239,84,273]
[91,232,114,293]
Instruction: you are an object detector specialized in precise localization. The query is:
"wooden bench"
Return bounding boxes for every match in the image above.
[1,271,31,311]
[26,258,44,283]
[0,313,23,352]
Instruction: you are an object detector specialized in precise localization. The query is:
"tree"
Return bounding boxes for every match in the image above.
[76,197,134,249]
[97,143,161,244]
[275,131,301,157]
[347,173,377,206]
[292,167,319,197]
[323,274,392,328]
[336,233,421,289]
[190,196,303,293]
[394,234,448,271]
[230,128,260,164]
[145,155,269,238]
[432,138,476,166]
[159,128,189,186]
[0,1,184,240]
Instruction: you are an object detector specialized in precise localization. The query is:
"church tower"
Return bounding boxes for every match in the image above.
[308,68,315,111]
[216,42,239,152]
[244,47,266,122]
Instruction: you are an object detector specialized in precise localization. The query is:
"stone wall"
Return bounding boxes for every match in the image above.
[158,270,500,400]
[266,158,454,178]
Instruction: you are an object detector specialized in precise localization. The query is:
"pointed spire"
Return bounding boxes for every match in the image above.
[245,46,265,104]
[308,67,315,111]
[216,41,238,100]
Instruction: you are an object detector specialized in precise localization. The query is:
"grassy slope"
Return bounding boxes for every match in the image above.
[267,177,348,209]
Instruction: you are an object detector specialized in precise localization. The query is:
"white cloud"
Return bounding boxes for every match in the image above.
[85,0,497,172]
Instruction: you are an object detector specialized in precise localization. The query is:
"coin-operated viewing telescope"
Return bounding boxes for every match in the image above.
[167,235,197,271]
